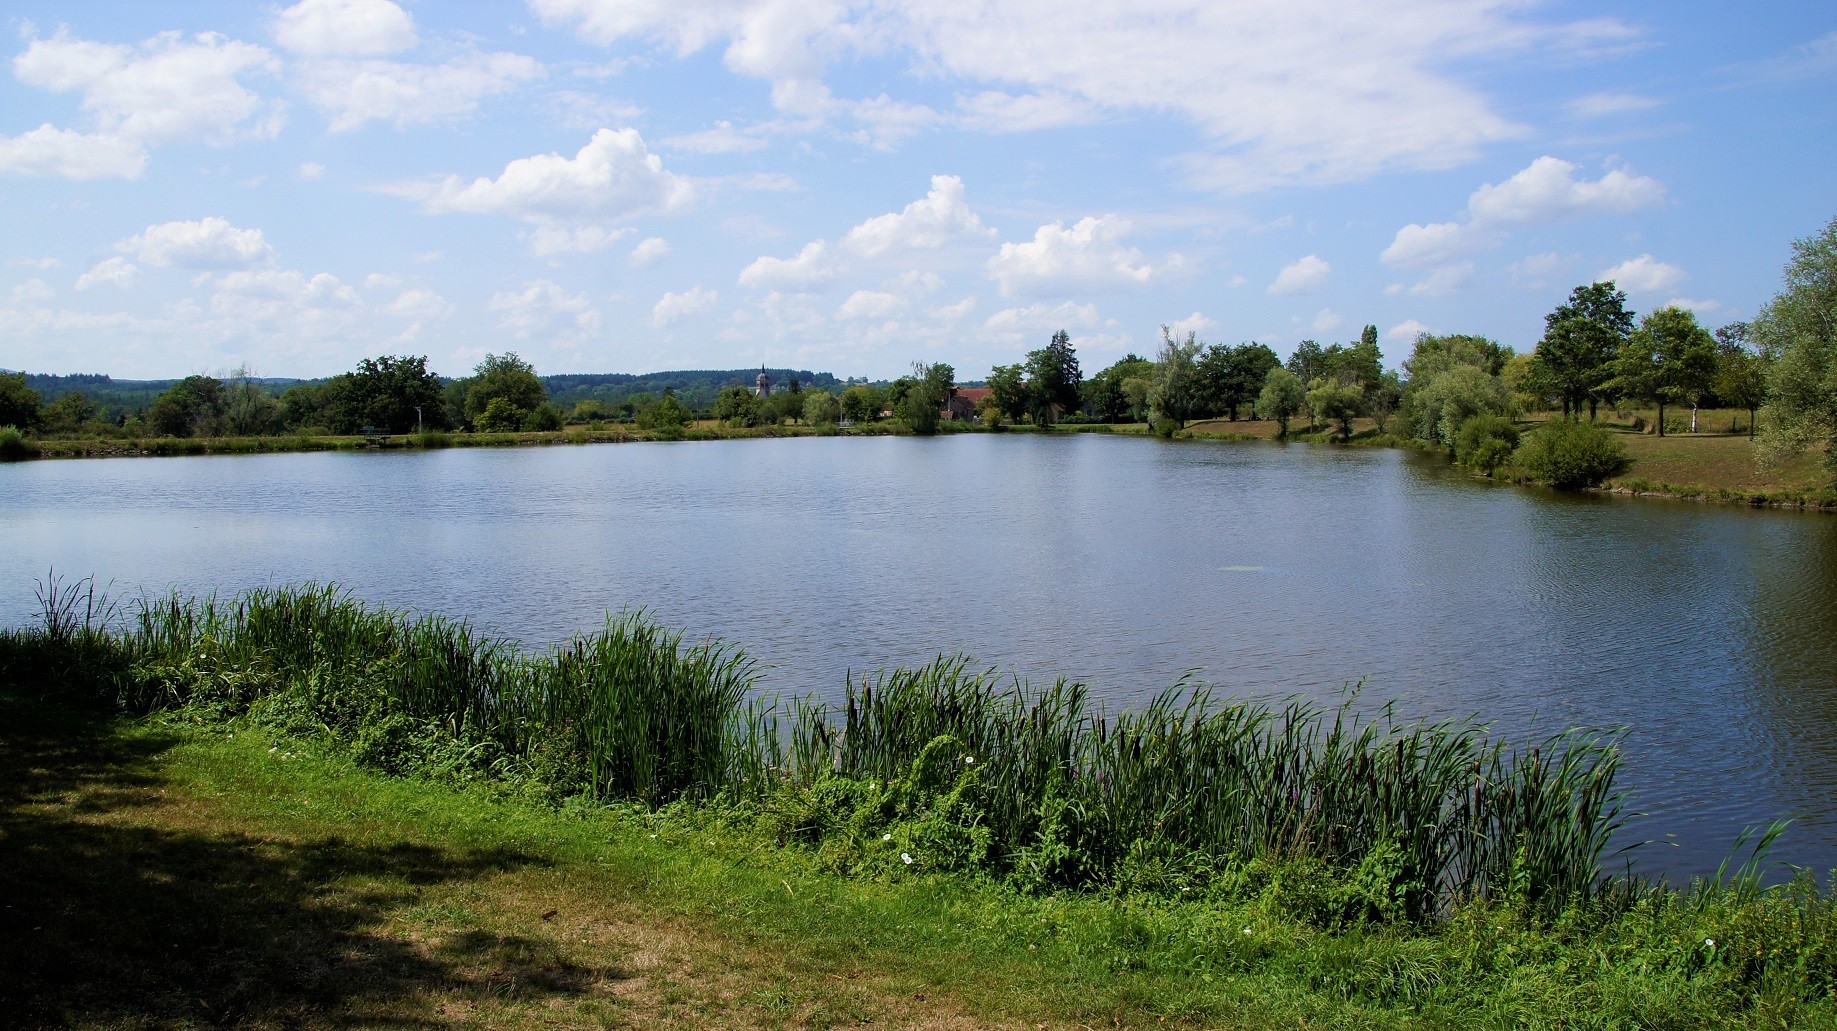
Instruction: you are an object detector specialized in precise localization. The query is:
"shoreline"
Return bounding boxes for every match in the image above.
[7,417,1834,514]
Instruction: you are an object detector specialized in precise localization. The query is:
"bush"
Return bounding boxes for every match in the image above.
[1454,415,1520,474]
[0,425,39,460]
[1514,419,1631,488]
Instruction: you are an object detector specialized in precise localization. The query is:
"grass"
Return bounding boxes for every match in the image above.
[15,581,1630,911]
[4,618,1836,1027]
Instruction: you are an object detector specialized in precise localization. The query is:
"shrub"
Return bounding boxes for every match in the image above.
[1514,419,1632,488]
[0,425,39,460]
[1454,415,1520,474]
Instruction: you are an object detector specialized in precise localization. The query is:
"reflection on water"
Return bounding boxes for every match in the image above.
[2,434,1833,880]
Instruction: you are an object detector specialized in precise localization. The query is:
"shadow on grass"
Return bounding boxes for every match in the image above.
[0,692,613,1028]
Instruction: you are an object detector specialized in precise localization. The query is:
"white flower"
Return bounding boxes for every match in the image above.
[1243,927,1252,936]
[1705,938,1716,948]
[965,756,975,764]
[883,833,893,841]
[901,852,914,865]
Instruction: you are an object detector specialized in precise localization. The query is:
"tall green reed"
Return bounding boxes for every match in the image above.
[2,580,1632,911]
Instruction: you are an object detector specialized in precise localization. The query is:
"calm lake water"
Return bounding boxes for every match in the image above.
[3,433,1834,880]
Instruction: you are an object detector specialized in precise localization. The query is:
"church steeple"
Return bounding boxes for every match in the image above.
[755,365,772,397]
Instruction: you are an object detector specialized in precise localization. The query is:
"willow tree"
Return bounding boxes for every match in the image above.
[1753,216,1837,479]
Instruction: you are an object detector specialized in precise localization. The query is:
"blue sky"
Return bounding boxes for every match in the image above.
[1,0,1833,381]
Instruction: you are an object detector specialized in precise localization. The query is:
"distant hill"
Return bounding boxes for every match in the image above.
[4,368,845,418]
[542,368,843,412]
[4,372,305,419]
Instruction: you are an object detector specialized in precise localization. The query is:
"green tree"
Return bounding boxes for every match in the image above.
[1534,282,1634,421]
[802,390,840,425]
[474,397,522,433]
[40,390,99,435]
[1399,333,1515,446]
[1254,367,1306,437]
[1148,327,1204,435]
[986,363,1030,424]
[896,362,950,434]
[712,386,762,427]
[1024,330,1081,423]
[521,402,564,431]
[1610,306,1717,437]
[461,353,546,430]
[146,376,225,437]
[337,355,449,434]
[1515,420,1631,488]
[0,373,41,431]
[221,372,284,436]
[1753,216,1837,480]
[839,384,881,423]
[569,399,610,424]
[1454,415,1520,474]
[1712,323,1768,438]
[636,393,691,433]
[1307,381,1364,442]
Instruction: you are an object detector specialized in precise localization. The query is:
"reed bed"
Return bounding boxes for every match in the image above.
[6,579,1628,915]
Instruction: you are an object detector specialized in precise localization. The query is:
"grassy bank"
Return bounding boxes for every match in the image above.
[1183,414,1837,511]
[3,582,1834,1027]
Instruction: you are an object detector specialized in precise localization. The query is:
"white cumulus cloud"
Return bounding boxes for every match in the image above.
[383,288,452,319]
[274,0,418,57]
[1407,263,1474,297]
[75,257,140,291]
[837,289,904,320]
[651,286,718,326]
[1269,254,1330,295]
[1382,156,1666,268]
[296,52,545,131]
[489,279,602,340]
[13,29,281,146]
[738,240,837,290]
[984,300,1101,332]
[122,217,274,270]
[1165,311,1218,338]
[1386,319,1430,342]
[396,128,692,222]
[988,215,1156,297]
[524,224,630,257]
[1598,254,1686,294]
[530,0,1597,191]
[629,237,670,266]
[0,125,147,180]
[1468,156,1667,225]
[842,175,993,257]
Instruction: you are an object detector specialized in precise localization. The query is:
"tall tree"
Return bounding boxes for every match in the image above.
[1537,281,1634,420]
[336,355,448,434]
[145,376,225,437]
[1148,327,1204,435]
[1254,367,1307,437]
[1712,322,1768,438]
[1025,330,1082,423]
[1610,306,1717,437]
[986,363,1030,424]
[1753,215,1837,479]
[461,353,547,429]
[0,372,44,431]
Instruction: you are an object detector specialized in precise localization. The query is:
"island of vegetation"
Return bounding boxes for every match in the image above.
[4,216,1835,510]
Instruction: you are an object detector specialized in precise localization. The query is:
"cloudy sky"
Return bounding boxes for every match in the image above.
[2,0,1833,380]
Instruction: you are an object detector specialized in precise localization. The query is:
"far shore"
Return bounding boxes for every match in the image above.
[7,412,1834,513]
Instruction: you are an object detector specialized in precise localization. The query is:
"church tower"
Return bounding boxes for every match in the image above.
[755,365,772,398]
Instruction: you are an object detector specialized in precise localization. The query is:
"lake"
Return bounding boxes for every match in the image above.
[3,433,1834,880]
